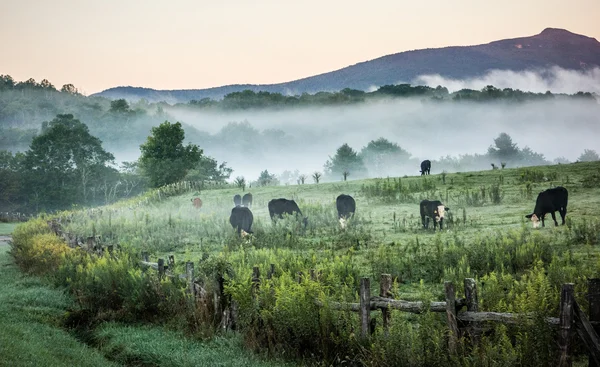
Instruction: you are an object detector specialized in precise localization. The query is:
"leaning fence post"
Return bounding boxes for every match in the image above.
[360,277,371,339]
[464,278,480,343]
[380,274,392,337]
[157,259,165,280]
[186,261,195,297]
[445,281,459,355]
[558,283,574,367]
[589,279,600,367]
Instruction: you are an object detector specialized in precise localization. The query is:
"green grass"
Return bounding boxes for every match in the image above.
[94,323,293,367]
[0,222,18,235]
[0,246,117,367]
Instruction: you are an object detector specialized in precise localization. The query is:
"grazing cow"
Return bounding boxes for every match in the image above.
[420,160,431,175]
[420,200,449,230]
[233,194,242,207]
[230,206,254,235]
[242,193,253,208]
[336,194,356,219]
[268,198,308,227]
[525,186,568,228]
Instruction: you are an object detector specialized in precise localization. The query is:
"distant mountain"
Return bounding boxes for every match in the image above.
[94,28,600,103]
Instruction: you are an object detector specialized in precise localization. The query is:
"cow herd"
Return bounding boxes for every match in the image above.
[224,163,569,235]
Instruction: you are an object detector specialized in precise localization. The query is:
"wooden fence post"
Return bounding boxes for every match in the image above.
[380,274,392,337]
[168,255,175,271]
[267,264,275,280]
[142,251,149,262]
[297,271,304,283]
[464,278,479,343]
[157,259,165,280]
[445,281,459,355]
[252,266,260,297]
[589,279,600,367]
[107,245,114,256]
[186,261,195,297]
[360,277,371,339]
[558,283,574,367]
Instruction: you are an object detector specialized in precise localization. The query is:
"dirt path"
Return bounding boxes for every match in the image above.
[0,236,11,246]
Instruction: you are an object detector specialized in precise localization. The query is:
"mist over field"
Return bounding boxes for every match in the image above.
[161,96,600,181]
[414,66,600,94]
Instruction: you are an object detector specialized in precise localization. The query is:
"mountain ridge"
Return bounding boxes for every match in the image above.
[93,28,600,103]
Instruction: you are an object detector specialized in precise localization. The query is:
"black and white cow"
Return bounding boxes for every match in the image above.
[230,206,254,236]
[420,160,431,175]
[233,194,242,207]
[525,186,568,228]
[242,193,253,208]
[336,194,356,229]
[420,200,449,230]
[268,198,308,227]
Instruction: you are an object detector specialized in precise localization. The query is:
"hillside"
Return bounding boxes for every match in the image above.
[93,28,600,103]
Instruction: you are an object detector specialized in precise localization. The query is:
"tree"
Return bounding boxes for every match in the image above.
[139,121,202,187]
[578,149,600,162]
[312,172,321,184]
[60,84,79,94]
[186,156,232,184]
[324,143,366,179]
[234,176,246,191]
[23,114,114,209]
[110,99,130,113]
[257,169,278,186]
[359,138,411,177]
[487,133,520,162]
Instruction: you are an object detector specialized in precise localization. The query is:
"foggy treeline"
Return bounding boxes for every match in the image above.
[1,69,599,213]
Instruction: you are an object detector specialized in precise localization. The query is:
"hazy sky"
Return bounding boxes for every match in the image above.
[2,0,599,94]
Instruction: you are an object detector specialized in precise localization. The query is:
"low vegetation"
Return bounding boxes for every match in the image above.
[8,160,600,366]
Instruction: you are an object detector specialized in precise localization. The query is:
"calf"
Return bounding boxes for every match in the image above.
[268,198,308,227]
[420,200,449,230]
[242,193,253,208]
[230,206,254,235]
[420,160,431,175]
[233,194,242,207]
[525,186,568,228]
[336,194,356,219]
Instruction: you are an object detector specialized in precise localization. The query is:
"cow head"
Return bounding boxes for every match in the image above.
[525,213,540,228]
[435,205,446,222]
[339,217,347,230]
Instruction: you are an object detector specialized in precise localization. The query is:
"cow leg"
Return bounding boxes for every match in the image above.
[421,215,426,228]
[550,211,558,227]
[560,208,567,225]
[541,215,546,227]
[425,217,430,229]
[439,218,443,230]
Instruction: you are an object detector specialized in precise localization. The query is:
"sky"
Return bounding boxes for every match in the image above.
[1,0,599,95]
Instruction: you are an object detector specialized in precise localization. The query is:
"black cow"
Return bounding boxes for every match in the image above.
[336,194,356,219]
[420,200,449,230]
[268,198,308,227]
[420,160,431,175]
[233,194,242,207]
[525,186,568,228]
[242,193,253,208]
[230,206,254,235]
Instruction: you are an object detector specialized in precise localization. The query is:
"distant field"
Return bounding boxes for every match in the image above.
[0,222,18,236]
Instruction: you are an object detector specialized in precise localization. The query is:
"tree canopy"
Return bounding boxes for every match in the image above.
[139,121,202,187]
[360,138,411,178]
[324,143,367,180]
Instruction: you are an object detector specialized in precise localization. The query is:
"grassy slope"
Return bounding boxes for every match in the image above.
[0,246,118,367]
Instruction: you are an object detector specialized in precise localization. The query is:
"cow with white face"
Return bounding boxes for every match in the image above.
[525,186,568,228]
[420,200,450,230]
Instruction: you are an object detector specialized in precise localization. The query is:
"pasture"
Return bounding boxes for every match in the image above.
[25,161,600,365]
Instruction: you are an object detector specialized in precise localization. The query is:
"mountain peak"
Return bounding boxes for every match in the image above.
[537,27,598,43]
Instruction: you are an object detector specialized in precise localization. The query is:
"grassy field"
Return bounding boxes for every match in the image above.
[0,246,117,367]
[33,161,600,365]
[63,161,600,280]
[0,222,18,236]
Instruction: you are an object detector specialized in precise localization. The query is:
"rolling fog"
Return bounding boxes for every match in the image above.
[106,67,600,182]
[160,98,599,181]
